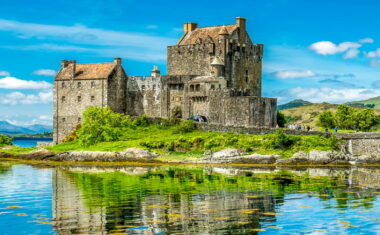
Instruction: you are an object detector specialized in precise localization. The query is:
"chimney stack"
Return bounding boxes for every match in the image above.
[184,22,198,33]
[236,17,246,41]
[151,65,160,78]
[61,60,69,68]
[114,57,122,65]
[67,60,76,78]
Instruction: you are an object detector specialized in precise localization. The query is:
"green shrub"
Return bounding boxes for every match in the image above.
[62,124,81,143]
[132,114,149,127]
[172,120,196,134]
[264,130,301,149]
[0,134,12,146]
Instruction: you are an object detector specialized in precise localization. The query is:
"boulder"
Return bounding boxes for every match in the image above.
[237,154,279,164]
[276,156,309,165]
[54,151,119,162]
[209,149,245,159]
[17,148,56,160]
[119,148,159,160]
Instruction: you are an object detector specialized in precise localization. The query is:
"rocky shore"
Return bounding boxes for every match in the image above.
[1,147,380,165]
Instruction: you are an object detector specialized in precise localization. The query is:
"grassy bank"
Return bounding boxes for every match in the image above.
[1,107,341,160]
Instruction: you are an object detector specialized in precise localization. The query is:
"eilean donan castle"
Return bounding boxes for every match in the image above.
[53,17,277,143]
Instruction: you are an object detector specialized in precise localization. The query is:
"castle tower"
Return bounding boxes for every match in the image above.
[151,65,160,78]
[211,57,224,77]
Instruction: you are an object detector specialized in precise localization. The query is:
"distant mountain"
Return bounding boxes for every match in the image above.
[346,96,380,109]
[26,124,52,133]
[277,99,312,111]
[0,121,52,135]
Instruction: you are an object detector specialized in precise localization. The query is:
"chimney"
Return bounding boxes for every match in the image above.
[68,60,76,78]
[61,60,69,68]
[236,17,246,41]
[184,22,198,33]
[114,57,122,65]
[151,65,160,78]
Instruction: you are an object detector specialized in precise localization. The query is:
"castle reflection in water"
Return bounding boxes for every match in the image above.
[51,166,380,234]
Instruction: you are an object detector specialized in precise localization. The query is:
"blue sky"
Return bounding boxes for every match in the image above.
[1,0,380,126]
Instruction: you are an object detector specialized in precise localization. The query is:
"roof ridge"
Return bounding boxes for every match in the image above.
[76,62,114,65]
[196,24,236,29]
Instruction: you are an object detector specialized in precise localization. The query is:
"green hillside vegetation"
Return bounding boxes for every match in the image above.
[346,96,380,108]
[277,99,312,111]
[0,134,12,147]
[280,103,380,130]
[26,106,339,159]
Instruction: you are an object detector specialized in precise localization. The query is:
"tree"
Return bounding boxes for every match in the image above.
[0,134,12,146]
[335,105,356,130]
[317,110,335,129]
[354,108,377,131]
[277,111,286,128]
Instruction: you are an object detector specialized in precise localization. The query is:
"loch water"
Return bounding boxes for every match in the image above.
[1,162,380,234]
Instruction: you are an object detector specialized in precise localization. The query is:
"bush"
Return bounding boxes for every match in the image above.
[172,120,196,134]
[132,114,149,127]
[265,130,301,149]
[277,112,286,127]
[62,124,81,143]
[0,134,12,146]
[77,107,134,146]
[317,110,335,129]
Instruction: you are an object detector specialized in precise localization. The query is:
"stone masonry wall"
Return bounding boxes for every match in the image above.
[53,79,108,143]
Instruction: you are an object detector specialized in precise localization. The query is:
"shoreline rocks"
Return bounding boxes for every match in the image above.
[1,147,380,165]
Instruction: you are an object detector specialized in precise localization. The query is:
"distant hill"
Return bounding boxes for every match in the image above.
[346,96,380,109]
[0,121,52,135]
[280,103,380,129]
[277,99,312,111]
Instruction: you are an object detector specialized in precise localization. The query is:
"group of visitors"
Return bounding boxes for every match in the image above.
[287,124,313,132]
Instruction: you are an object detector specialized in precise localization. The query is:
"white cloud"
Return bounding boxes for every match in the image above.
[1,115,52,126]
[309,41,362,59]
[359,38,374,44]
[280,87,380,103]
[271,70,316,79]
[0,76,52,90]
[0,18,177,62]
[343,48,360,59]
[33,69,56,76]
[0,71,10,77]
[0,91,52,105]
[366,48,380,58]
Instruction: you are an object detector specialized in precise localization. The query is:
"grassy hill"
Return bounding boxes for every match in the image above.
[280,103,380,130]
[277,99,311,110]
[346,96,380,108]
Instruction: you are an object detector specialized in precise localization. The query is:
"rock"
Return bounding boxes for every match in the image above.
[119,147,159,160]
[209,148,245,159]
[17,148,56,160]
[276,156,309,165]
[237,154,279,164]
[354,155,380,165]
[53,151,119,162]
[0,151,12,158]
[0,146,12,150]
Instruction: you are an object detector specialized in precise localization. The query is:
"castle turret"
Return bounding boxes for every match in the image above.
[184,22,198,33]
[236,17,246,42]
[151,65,160,78]
[211,57,224,77]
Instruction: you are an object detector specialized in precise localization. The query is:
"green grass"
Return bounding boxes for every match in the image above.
[1,124,341,161]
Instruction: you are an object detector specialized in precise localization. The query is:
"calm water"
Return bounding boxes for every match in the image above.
[11,137,53,147]
[1,162,380,234]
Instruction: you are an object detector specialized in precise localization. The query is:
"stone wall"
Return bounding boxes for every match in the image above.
[337,133,380,156]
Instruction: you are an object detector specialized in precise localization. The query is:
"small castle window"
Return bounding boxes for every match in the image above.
[61,96,66,102]
[211,85,215,90]
[195,84,200,91]
[62,117,66,122]
[78,117,81,122]
[153,85,156,90]
[190,85,194,92]
[77,82,82,88]
[141,85,145,90]
[91,96,95,102]
[245,70,249,83]
[61,82,66,88]
[77,96,81,102]
[91,81,95,88]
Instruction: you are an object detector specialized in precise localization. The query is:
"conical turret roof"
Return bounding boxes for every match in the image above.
[211,57,224,66]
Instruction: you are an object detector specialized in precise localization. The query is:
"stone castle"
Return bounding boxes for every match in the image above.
[53,17,277,143]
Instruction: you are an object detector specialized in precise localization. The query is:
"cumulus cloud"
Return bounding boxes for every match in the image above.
[366,48,380,58]
[0,91,52,105]
[359,38,374,44]
[0,71,9,77]
[271,70,316,79]
[319,79,360,88]
[309,41,361,59]
[279,87,380,103]
[1,114,52,126]
[33,69,56,76]
[0,77,52,90]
